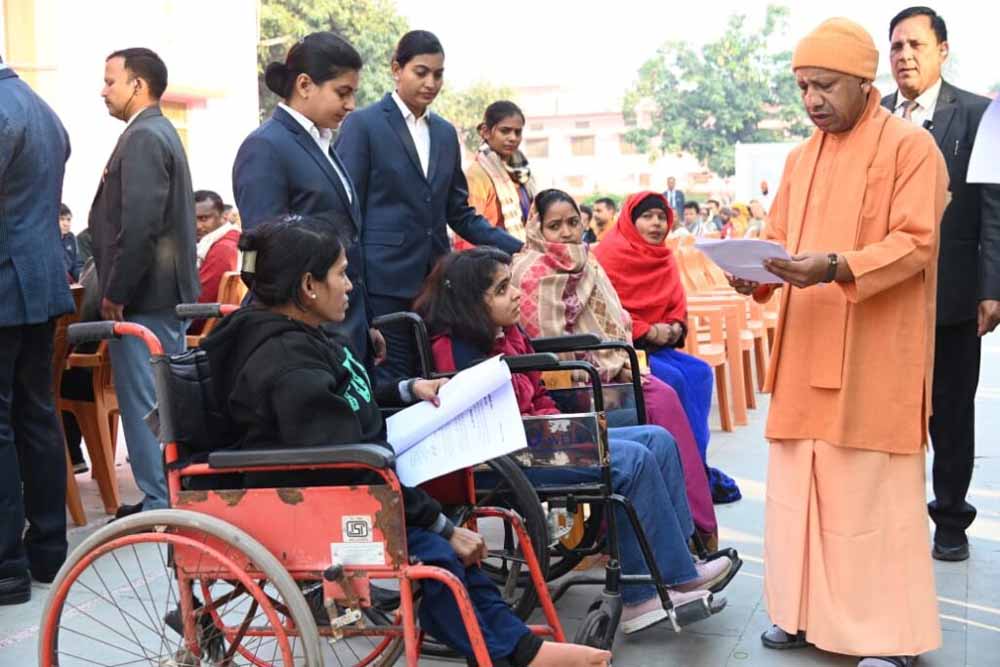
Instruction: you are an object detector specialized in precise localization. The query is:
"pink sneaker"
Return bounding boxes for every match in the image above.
[620,589,711,634]
[673,556,733,593]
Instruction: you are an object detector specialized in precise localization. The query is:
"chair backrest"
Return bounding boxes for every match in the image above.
[151,348,238,457]
[52,286,85,389]
[218,271,247,305]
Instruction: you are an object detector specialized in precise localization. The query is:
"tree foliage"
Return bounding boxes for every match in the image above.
[623,4,810,176]
[434,81,516,152]
[257,0,408,121]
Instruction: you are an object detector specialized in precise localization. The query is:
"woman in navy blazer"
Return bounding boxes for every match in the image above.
[336,30,523,382]
[233,32,383,366]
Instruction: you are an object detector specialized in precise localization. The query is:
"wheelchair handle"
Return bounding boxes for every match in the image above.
[67,321,164,355]
[529,334,602,352]
[372,311,433,377]
[67,321,118,345]
[175,303,235,319]
[503,352,562,372]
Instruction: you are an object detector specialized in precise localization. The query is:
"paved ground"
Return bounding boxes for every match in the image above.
[3,338,999,665]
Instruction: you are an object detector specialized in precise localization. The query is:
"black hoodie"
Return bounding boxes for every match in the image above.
[201,306,447,532]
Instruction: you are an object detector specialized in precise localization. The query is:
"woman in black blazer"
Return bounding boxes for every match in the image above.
[336,30,523,382]
[233,32,384,366]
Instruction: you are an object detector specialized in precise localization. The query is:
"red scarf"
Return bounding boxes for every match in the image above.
[592,191,687,338]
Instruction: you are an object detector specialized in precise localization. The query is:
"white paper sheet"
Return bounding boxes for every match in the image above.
[391,381,528,487]
[694,238,791,283]
[386,355,528,487]
[386,355,511,455]
[968,95,1000,185]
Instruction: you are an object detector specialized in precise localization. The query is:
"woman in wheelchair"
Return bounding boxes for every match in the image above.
[415,248,734,635]
[510,188,719,549]
[200,218,611,666]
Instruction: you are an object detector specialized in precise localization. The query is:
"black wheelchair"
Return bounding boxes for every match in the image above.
[372,312,742,650]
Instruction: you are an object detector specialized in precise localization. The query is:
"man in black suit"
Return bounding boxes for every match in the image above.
[884,7,1000,561]
[663,176,686,224]
[89,48,198,516]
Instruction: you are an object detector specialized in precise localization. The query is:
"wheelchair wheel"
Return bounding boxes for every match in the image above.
[573,607,615,651]
[472,455,549,618]
[40,509,322,666]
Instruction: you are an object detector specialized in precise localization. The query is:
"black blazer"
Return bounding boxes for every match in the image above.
[882,81,1000,325]
[335,93,522,301]
[88,106,199,313]
[232,106,372,360]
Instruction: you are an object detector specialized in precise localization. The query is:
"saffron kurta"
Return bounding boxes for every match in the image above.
[762,89,948,453]
[761,88,948,656]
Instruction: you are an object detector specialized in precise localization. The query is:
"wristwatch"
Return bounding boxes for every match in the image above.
[824,253,839,283]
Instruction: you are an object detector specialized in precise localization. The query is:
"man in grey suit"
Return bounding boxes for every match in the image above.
[0,57,74,605]
[885,7,1000,561]
[89,48,199,516]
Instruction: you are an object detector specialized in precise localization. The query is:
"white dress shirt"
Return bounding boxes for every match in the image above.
[278,102,352,203]
[893,77,943,129]
[391,91,431,177]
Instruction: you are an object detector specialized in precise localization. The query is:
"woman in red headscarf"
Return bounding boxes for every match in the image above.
[594,192,740,502]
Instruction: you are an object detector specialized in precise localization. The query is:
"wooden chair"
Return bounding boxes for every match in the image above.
[52,286,86,526]
[59,340,121,516]
[187,271,246,348]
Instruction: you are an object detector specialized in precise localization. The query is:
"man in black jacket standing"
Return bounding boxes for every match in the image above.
[885,7,1000,561]
[89,48,198,516]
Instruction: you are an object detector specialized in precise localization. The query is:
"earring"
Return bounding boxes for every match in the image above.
[310,293,318,299]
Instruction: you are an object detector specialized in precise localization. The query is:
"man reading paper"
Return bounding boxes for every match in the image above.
[729,18,948,667]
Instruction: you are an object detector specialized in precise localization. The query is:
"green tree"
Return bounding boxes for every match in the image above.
[257,0,408,121]
[623,4,810,177]
[434,81,516,152]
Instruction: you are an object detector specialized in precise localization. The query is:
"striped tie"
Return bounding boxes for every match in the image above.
[901,99,917,122]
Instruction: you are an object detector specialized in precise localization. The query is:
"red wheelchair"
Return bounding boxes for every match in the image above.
[38,315,563,667]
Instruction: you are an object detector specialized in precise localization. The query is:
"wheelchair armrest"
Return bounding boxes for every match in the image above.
[529,334,602,353]
[503,353,562,372]
[207,443,395,470]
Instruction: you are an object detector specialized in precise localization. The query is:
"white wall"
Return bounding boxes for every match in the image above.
[31,0,259,231]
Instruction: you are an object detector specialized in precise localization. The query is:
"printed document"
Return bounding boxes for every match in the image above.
[386,356,527,486]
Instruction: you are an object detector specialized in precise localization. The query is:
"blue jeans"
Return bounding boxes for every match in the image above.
[107,309,186,510]
[527,424,697,604]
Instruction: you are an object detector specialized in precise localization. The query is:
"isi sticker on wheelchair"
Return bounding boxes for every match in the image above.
[331,515,387,565]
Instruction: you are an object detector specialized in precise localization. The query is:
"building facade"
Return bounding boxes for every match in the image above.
[1,0,259,231]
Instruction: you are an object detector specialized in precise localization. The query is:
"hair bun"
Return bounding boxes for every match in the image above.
[264,62,291,97]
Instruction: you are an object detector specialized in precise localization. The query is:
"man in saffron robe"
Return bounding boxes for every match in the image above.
[730,18,948,667]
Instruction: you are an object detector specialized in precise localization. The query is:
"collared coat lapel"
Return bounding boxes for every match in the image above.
[92,106,162,204]
[929,81,958,147]
[426,113,445,186]
[381,93,426,182]
[274,107,360,232]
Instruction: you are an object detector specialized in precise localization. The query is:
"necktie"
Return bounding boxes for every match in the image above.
[901,99,917,122]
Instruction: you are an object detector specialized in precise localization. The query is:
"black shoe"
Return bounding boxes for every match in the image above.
[108,502,144,524]
[0,573,32,606]
[932,542,969,562]
[30,564,62,584]
[761,625,810,650]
